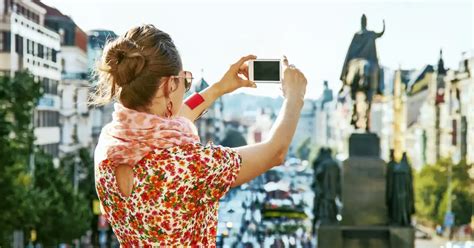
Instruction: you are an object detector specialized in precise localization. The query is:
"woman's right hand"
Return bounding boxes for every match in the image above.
[232,56,308,187]
[281,56,307,101]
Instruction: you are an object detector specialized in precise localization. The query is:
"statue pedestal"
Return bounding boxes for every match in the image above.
[341,157,387,225]
[318,225,414,248]
[317,133,414,248]
[343,133,387,225]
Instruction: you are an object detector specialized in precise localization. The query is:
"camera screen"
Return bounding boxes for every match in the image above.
[254,61,280,81]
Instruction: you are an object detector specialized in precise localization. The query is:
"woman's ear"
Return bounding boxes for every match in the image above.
[160,77,178,98]
[168,78,179,93]
[163,78,174,98]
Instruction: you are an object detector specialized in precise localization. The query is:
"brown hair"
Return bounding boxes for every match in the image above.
[88,24,182,110]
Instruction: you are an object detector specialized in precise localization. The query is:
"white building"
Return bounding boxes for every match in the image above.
[445,53,474,165]
[33,1,93,157]
[0,0,62,159]
[405,51,453,169]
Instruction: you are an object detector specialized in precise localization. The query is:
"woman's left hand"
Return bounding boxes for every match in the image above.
[215,55,257,95]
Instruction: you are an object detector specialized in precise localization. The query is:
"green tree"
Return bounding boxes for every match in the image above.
[415,158,473,226]
[0,71,41,246]
[33,149,92,246]
[0,72,93,246]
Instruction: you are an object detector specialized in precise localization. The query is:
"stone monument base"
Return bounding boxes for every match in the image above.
[318,225,414,248]
[317,133,414,248]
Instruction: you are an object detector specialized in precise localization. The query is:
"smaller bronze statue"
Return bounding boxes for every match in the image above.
[386,151,415,226]
[312,148,341,229]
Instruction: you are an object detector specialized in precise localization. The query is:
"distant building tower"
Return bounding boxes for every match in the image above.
[0,0,62,160]
[435,50,448,160]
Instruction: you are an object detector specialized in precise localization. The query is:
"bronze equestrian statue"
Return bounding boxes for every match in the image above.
[340,14,385,131]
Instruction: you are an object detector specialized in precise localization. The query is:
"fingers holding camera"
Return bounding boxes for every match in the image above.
[282,55,289,68]
[233,55,257,71]
[217,55,258,95]
[236,55,257,89]
[281,57,307,101]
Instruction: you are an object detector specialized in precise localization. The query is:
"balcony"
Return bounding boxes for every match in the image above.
[62,72,89,80]
[34,127,60,145]
[37,94,60,111]
[59,143,81,154]
[60,108,76,117]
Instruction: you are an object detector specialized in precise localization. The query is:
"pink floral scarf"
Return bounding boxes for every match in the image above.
[95,102,200,167]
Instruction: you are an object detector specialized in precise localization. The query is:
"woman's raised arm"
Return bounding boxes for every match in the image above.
[232,58,307,187]
[178,55,257,122]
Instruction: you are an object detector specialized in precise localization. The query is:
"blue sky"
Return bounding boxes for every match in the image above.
[43,0,473,99]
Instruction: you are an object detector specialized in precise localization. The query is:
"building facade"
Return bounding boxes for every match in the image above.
[0,0,62,160]
[34,0,93,157]
[444,53,473,165]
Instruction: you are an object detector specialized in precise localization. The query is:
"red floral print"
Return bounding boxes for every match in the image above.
[95,142,242,247]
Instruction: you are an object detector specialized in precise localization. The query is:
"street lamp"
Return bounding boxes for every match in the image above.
[445,148,459,240]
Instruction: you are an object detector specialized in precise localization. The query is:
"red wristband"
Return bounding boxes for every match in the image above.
[185,93,205,110]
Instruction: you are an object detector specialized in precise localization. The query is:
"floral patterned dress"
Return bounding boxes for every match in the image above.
[95,142,242,247]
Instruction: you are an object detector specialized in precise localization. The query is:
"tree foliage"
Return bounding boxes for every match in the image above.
[0,72,93,246]
[33,150,92,246]
[0,71,41,246]
[415,158,473,226]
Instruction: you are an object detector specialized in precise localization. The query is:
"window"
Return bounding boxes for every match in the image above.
[61,58,65,73]
[59,28,65,45]
[40,78,48,93]
[26,39,31,54]
[52,49,57,62]
[38,143,59,158]
[31,40,35,55]
[36,110,59,127]
[5,0,12,14]
[4,32,10,52]
[40,78,59,95]
[37,44,44,58]
[15,34,23,55]
[461,116,467,158]
[0,32,3,51]
[50,80,58,95]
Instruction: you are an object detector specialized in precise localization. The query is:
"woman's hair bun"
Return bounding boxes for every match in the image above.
[102,37,146,88]
[89,24,182,109]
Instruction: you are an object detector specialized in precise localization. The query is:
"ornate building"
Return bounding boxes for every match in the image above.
[404,50,474,169]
